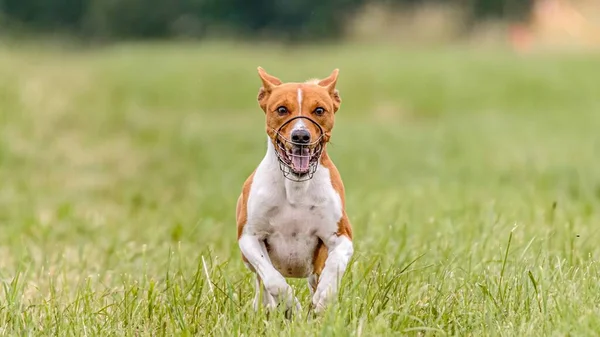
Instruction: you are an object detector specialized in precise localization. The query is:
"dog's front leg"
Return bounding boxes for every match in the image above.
[239,233,301,314]
[312,233,354,313]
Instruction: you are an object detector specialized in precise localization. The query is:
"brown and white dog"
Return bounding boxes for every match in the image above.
[236,67,354,316]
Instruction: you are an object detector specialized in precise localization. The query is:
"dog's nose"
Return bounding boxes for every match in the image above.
[291,129,311,144]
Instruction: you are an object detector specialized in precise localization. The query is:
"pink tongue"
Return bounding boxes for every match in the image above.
[291,147,310,173]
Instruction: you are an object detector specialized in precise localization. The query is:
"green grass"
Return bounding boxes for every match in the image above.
[0,41,599,336]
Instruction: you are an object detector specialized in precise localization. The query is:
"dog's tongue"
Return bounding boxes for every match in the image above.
[291,147,310,173]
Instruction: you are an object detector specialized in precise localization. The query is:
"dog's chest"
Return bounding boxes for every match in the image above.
[247,163,343,278]
[264,202,326,277]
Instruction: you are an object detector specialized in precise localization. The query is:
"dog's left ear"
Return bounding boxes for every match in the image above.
[257,67,282,111]
[318,69,341,112]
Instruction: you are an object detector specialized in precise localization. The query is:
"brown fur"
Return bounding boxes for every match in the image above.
[256,68,341,147]
[311,240,328,291]
[320,150,353,239]
[236,170,255,263]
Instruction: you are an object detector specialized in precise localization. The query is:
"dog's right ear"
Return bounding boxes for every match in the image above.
[257,67,282,111]
[318,69,341,113]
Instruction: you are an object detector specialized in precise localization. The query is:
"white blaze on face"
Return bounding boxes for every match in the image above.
[293,88,305,131]
[289,87,310,173]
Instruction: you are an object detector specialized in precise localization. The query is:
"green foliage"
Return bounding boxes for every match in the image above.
[0,0,531,41]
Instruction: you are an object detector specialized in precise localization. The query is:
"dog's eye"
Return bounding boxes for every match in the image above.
[276,106,288,115]
[314,107,325,116]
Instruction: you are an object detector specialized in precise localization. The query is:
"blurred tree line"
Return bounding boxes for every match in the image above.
[0,0,531,41]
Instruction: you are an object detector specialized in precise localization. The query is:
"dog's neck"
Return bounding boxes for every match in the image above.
[264,137,329,202]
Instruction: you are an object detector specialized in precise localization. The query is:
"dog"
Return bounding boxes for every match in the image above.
[235,67,354,317]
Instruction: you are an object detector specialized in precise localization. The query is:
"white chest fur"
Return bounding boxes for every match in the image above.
[244,139,343,278]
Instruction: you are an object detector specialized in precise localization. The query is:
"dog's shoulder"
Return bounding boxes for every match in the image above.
[319,152,345,205]
[319,152,353,240]
[236,169,256,239]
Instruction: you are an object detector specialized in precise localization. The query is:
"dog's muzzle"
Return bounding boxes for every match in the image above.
[273,116,324,182]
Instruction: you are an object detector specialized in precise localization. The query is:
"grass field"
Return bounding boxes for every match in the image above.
[0,41,599,336]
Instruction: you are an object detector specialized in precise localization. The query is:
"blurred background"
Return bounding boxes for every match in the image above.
[0,1,600,334]
[0,0,599,49]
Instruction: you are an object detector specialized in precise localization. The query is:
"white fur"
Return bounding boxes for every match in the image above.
[293,88,306,130]
[293,119,306,131]
[297,88,303,114]
[312,235,353,312]
[239,138,352,314]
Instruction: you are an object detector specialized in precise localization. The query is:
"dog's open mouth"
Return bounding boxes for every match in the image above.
[276,139,322,176]
[272,116,325,181]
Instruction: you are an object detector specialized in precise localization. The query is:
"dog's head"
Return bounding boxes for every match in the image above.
[256,67,342,180]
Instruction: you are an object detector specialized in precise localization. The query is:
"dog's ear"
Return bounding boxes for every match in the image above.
[318,69,341,112]
[257,67,282,111]
[318,68,338,88]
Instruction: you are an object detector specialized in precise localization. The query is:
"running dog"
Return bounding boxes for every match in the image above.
[236,67,354,316]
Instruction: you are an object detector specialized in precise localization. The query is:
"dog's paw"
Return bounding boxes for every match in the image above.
[264,274,291,298]
[284,298,302,319]
[311,282,337,315]
[252,295,277,313]
[312,300,327,315]
[279,293,302,319]
[263,276,302,318]
[311,292,327,314]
